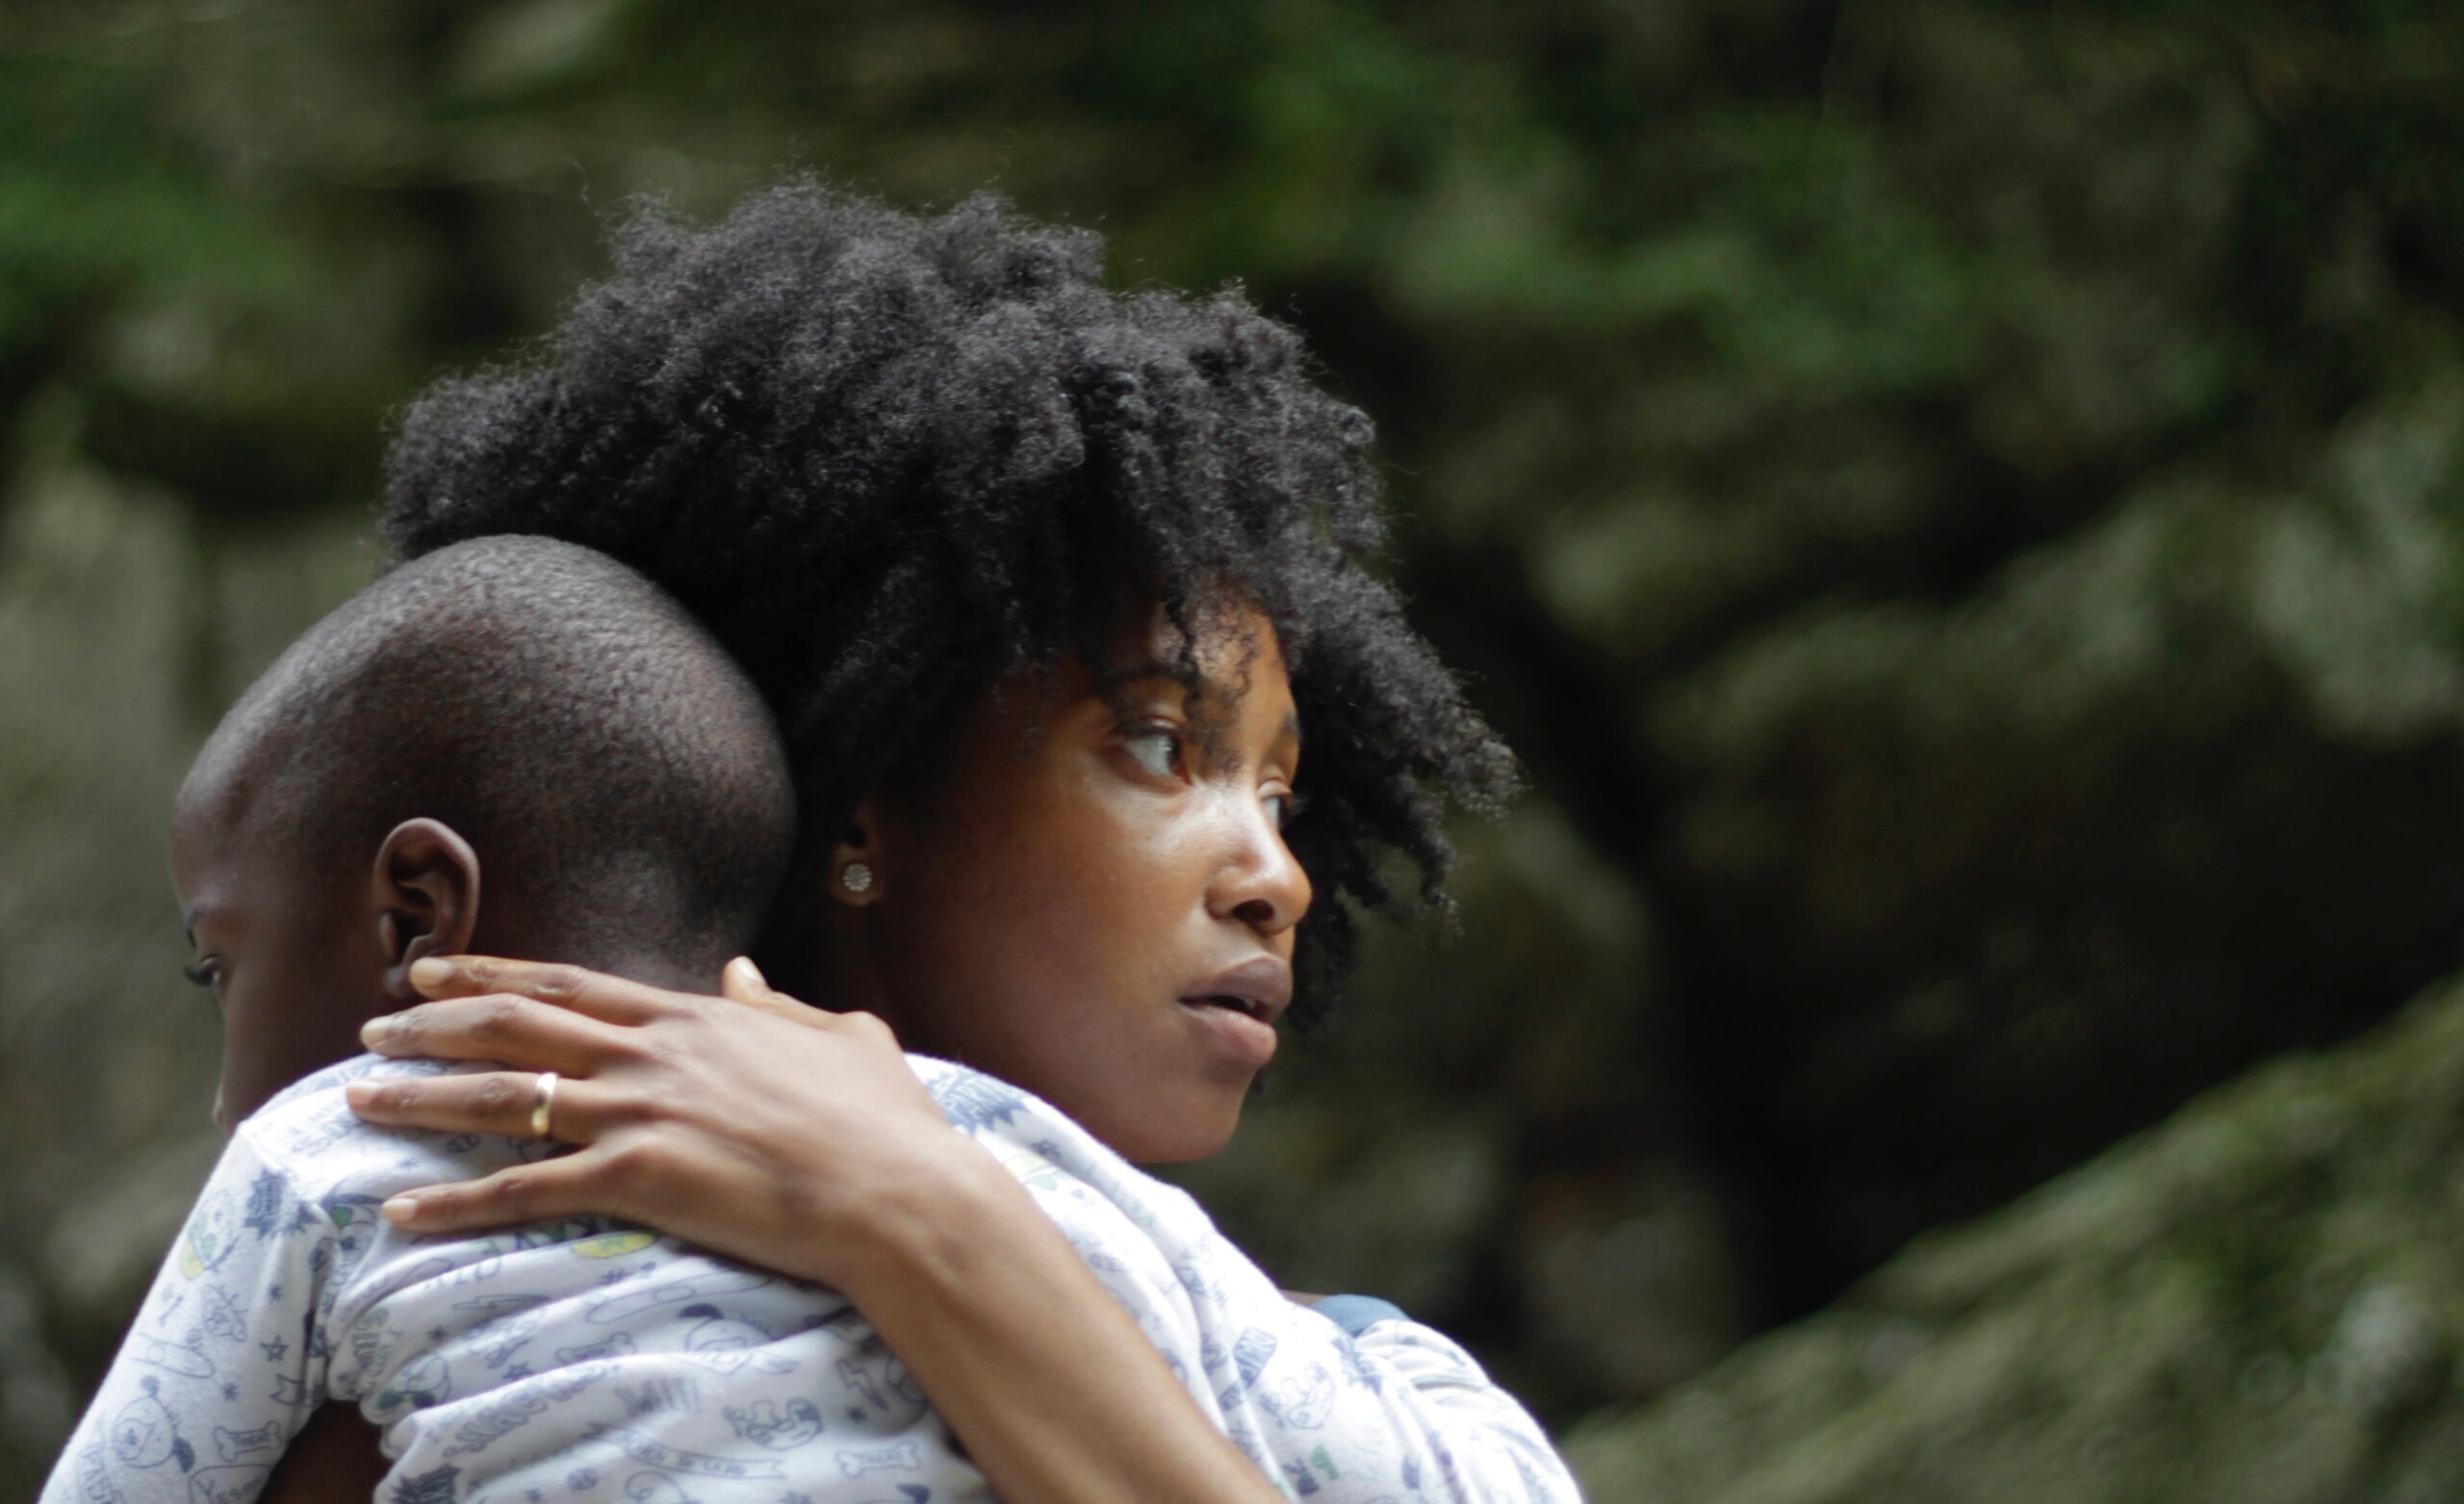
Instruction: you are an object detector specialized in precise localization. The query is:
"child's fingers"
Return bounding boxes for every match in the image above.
[360,993,634,1071]
[377,1155,613,1235]
[405,955,676,1025]
[346,1069,613,1144]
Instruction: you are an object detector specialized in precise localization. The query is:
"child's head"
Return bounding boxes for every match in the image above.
[171,535,793,1130]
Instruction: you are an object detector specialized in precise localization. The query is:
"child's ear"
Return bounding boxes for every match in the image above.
[372,818,481,1002]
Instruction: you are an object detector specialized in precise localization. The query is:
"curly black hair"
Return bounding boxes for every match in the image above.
[382,180,1516,1025]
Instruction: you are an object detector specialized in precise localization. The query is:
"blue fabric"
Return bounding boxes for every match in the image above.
[1314,1293,1409,1336]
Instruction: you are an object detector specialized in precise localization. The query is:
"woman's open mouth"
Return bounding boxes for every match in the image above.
[1179,955,1292,1025]
[1174,956,1290,1069]
[1175,957,1289,1069]
[1176,993,1280,1068]
[1183,993,1270,1020]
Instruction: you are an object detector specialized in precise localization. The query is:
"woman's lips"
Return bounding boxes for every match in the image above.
[1181,955,1293,1023]
[1176,995,1280,1069]
[1176,954,1290,1070]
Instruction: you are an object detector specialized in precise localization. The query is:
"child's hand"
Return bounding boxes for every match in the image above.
[345,955,1004,1296]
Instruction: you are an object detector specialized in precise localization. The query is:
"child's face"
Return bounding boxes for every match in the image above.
[169,806,390,1131]
[844,603,1311,1163]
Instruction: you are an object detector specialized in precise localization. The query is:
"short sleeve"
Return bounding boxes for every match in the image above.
[40,1130,333,1504]
[1346,1317,1584,1502]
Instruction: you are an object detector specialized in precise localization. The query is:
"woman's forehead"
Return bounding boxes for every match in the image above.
[962,600,1299,760]
[1100,601,1292,714]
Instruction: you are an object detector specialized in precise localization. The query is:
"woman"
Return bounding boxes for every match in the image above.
[333,182,1559,1503]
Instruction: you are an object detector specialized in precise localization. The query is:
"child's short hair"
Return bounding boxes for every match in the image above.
[185,534,793,972]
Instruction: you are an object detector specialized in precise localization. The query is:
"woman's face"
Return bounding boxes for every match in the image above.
[829,603,1311,1162]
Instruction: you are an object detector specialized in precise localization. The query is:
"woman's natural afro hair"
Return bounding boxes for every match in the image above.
[382,179,1516,1024]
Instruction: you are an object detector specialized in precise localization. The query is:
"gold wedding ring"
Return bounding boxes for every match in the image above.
[529,1070,558,1138]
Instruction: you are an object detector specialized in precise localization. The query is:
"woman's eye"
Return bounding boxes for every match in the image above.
[1123,729,1183,778]
[182,960,218,990]
[1263,790,1303,831]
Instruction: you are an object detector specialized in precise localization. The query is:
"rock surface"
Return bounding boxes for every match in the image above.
[1564,973,2464,1502]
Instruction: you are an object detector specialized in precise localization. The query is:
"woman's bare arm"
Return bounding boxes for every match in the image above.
[825,1135,1290,1504]
[345,955,1285,1504]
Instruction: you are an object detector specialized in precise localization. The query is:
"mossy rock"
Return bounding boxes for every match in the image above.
[1563,973,2464,1503]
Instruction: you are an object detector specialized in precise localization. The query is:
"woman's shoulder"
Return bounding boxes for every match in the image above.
[1306,1293,1411,1337]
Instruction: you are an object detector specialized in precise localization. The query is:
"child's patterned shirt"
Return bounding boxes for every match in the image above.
[46,1054,1578,1504]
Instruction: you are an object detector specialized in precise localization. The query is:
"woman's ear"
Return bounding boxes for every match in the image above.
[372,818,481,1000]
[828,802,884,907]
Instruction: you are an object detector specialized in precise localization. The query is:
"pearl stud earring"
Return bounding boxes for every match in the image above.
[840,861,874,895]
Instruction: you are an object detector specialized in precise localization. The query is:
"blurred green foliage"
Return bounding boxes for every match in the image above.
[10,0,2464,1496]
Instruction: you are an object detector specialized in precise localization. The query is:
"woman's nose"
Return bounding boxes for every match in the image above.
[1210,799,1313,935]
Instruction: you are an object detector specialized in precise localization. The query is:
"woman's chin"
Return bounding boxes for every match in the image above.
[1106,1090,1247,1166]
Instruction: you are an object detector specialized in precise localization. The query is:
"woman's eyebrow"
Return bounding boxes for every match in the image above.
[1093,657,1204,697]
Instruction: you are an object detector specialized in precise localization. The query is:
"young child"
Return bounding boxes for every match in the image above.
[46,536,1573,1504]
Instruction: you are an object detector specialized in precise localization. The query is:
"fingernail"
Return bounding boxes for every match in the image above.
[407,956,452,989]
[726,956,767,991]
[381,1195,420,1225]
[359,1017,395,1048]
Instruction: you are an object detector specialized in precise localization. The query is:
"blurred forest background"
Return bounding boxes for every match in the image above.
[10,0,2464,1498]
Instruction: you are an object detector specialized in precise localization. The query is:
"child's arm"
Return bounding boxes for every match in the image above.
[40,1130,332,1504]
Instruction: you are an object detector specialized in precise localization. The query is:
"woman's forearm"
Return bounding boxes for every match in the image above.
[834,1145,1287,1504]
[345,959,1578,1502]
[869,1061,1582,1504]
